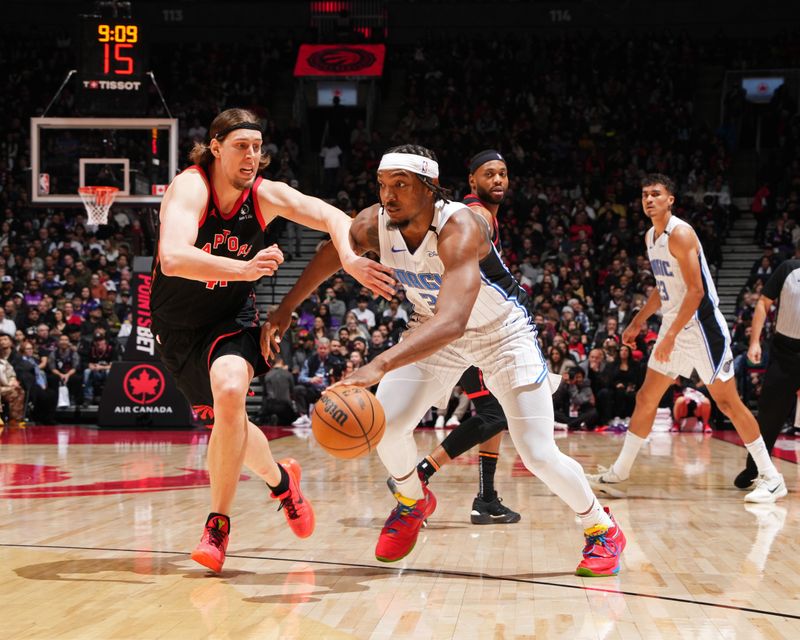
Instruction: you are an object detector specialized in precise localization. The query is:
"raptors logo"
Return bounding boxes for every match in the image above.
[123,364,166,405]
[307,47,377,73]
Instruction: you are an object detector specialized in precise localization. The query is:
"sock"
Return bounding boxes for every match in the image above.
[267,463,290,496]
[478,451,498,500]
[610,431,645,480]
[206,512,230,532]
[394,470,424,501]
[577,499,612,531]
[417,456,439,483]
[745,436,780,479]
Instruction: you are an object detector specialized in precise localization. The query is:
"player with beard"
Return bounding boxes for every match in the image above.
[410,150,524,524]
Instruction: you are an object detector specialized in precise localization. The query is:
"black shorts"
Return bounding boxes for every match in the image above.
[459,366,491,400]
[153,319,268,425]
[458,365,507,429]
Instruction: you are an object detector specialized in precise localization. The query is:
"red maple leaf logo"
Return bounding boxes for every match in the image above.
[128,369,160,399]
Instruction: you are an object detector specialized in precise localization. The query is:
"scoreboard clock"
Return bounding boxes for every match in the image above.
[78,16,148,115]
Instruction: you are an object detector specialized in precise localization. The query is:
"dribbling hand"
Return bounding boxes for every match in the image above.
[245,244,284,280]
[329,359,387,391]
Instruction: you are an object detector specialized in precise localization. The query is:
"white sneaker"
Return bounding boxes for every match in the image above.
[291,414,312,428]
[586,465,628,485]
[445,416,460,427]
[554,421,569,431]
[744,474,787,503]
[434,415,445,428]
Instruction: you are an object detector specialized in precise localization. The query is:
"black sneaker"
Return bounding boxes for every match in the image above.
[470,495,521,525]
[734,467,758,490]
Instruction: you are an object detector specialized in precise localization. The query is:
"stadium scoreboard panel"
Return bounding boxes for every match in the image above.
[78,15,148,114]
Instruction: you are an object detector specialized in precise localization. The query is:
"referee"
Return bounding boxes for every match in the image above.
[735,243,800,489]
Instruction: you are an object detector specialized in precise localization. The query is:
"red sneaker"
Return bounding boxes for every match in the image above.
[575,507,626,577]
[191,514,230,574]
[272,458,315,539]
[375,486,437,562]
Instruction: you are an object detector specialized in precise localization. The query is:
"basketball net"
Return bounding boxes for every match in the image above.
[78,186,118,225]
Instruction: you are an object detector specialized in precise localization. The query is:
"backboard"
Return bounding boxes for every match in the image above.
[31,117,179,205]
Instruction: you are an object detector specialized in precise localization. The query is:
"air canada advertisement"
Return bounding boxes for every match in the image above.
[98,257,193,427]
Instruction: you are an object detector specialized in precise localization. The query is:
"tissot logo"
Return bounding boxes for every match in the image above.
[123,364,165,405]
[307,47,377,73]
[82,79,143,91]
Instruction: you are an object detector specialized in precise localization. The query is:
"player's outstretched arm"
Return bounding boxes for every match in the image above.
[261,205,385,360]
[257,182,395,299]
[158,170,283,281]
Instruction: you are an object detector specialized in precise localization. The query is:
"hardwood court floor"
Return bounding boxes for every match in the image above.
[1,425,799,639]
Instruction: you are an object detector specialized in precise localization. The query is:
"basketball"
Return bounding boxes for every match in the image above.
[311,386,386,459]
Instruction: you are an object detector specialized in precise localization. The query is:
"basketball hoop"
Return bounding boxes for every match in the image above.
[78,186,118,225]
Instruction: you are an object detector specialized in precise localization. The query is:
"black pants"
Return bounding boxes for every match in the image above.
[743,338,800,475]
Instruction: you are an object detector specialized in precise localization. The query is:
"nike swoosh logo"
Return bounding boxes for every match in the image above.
[391,247,406,253]
[768,484,782,493]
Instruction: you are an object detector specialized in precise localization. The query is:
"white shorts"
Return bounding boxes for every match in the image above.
[404,314,556,401]
[647,309,734,384]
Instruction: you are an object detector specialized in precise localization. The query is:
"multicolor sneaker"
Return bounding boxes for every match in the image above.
[191,514,230,574]
[744,474,787,504]
[272,458,315,538]
[470,494,521,524]
[575,507,626,577]
[375,486,437,562]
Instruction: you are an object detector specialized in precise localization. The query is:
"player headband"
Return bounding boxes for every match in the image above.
[378,153,439,179]
[213,122,263,140]
[469,149,505,174]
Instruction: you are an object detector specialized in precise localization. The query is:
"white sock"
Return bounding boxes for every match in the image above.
[577,498,613,531]
[610,431,645,480]
[745,436,780,479]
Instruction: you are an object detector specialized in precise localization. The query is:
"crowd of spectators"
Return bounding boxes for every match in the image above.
[1,28,798,429]
[268,32,800,429]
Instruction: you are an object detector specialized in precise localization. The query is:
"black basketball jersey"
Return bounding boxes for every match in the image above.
[462,193,501,250]
[150,165,269,329]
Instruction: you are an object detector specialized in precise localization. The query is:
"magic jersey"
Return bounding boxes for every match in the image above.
[646,215,720,320]
[150,164,269,329]
[377,199,533,334]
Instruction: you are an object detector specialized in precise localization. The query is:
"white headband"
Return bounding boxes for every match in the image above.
[378,152,439,179]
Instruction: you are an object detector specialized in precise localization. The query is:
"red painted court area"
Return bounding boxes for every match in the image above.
[0,425,296,499]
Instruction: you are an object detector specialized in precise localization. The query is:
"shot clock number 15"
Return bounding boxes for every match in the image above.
[96,23,139,75]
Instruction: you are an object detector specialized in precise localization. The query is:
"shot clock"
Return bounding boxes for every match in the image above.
[78,16,148,114]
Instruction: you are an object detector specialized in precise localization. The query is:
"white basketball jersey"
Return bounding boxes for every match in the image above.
[377,200,533,333]
[646,215,719,319]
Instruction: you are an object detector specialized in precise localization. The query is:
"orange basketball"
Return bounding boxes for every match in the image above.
[311,385,386,459]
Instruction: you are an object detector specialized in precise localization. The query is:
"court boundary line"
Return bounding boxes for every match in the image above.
[3,542,799,621]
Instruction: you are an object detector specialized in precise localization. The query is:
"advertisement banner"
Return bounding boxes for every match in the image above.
[98,256,193,427]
